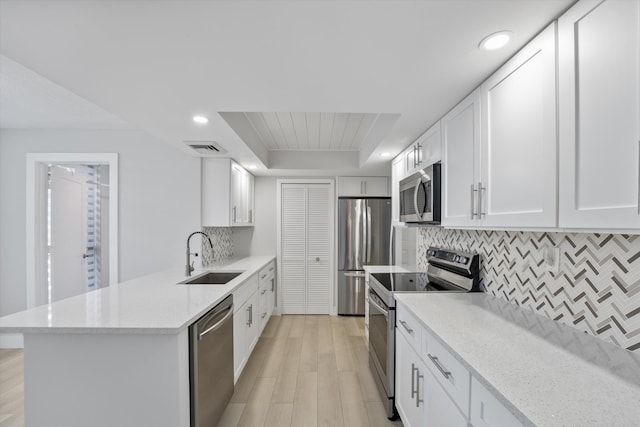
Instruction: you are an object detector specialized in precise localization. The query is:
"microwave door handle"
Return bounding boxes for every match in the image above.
[413,178,423,220]
[366,204,372,263]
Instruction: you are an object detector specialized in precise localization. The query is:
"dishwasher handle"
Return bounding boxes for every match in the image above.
[198,304,234,340]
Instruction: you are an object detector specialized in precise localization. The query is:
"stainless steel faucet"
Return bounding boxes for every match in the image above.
[186,231,214,276]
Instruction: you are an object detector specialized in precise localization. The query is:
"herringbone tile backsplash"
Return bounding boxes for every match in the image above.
[417,229,640,352]
[201,227,234,265]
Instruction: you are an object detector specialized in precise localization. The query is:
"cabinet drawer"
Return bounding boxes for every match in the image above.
[233,274,259,311]
[259,261,275,286]
[471,377,524,427]
[422,327,470,417]
[396,303,421,353]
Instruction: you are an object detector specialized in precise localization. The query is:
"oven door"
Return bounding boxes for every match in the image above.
[368,288,395,399]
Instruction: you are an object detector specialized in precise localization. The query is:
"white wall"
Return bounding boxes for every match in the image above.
[246,176,277,256]
[0,129,201,317]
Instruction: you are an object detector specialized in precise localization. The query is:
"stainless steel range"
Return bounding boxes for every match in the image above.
[368,247,480,419]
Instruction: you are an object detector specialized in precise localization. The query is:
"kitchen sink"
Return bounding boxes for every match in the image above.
[179,271,243,285]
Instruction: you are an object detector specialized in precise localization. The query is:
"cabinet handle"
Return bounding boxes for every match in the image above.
[416,143,422,166]
[271,277,275,292]
[398,320,414,335]
[478,182,486,218]
[261,274,267,280]
[470,184,478,219]
[413,144,418,168]
[246,305,251,326]
[233,206,237,223]
[415,369,424,408]
[428,353,451,379]
[261,312,267,319]
[261,289,267,295]
[250,304,253,325]
[411,363,417,399]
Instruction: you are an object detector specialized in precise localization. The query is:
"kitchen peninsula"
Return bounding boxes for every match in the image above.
[0,256,275,427]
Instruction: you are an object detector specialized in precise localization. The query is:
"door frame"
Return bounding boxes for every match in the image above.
[276,179,336,315]
[26,153,119,308]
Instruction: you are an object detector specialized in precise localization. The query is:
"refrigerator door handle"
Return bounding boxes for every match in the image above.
[344,272,366,278]
[366,204,372,263]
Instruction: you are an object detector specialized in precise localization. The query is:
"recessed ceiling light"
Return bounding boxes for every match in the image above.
[379,152,391,158]
[479,31,512,51]
[246,164,258,170]
[193,115,209,124]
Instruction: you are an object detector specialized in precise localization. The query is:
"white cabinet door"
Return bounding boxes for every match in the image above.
[441,90,481,227]
[480,23,557,228]
[425,368,468,427]
[246,291,260,354]
[203,159,254,227]
[338,177,389,197]
[470,377,525,427]
[233,298,249,382]
[419,121,442,167]
[395,330,426,427]
[407,121,442,177]
[559,0,640,229]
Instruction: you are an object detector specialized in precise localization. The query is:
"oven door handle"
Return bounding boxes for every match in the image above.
[368,296,389,320]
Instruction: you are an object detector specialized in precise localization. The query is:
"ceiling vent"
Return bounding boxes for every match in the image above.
[183,140,227,156]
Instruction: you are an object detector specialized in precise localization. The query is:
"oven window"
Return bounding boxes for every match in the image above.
[369,294,388,378]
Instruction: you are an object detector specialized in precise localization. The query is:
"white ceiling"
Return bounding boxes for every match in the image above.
[0,55,131,130]
[0,0,576,176]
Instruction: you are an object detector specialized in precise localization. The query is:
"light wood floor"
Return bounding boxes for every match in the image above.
[0,315,402,427]
[0,349,24,427]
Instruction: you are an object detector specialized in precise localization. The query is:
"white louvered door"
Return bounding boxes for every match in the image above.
[280,183,331,314]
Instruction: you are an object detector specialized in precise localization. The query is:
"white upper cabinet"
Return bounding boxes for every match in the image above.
[441,89,481,227]
[559,0,640,229]
[405,121,442,176]
[202,159,254,227]
[442,24,557,229]
[337,176,389,197]
[480,23,557,228]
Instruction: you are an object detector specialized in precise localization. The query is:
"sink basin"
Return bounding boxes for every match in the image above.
[179,271,243,285]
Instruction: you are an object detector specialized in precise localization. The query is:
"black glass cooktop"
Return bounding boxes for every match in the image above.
[370,272,461,293]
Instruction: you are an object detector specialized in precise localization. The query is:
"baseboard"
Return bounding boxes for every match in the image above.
[0,333,24,348]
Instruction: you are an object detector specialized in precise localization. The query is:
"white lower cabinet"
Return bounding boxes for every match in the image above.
[396,302,524,427]
[395,330,427,427]
[470,377,525,427]
[258,261,276,334]
[233,274,260,383]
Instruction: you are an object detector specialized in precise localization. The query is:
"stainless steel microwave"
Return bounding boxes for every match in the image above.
[399,163,441,223]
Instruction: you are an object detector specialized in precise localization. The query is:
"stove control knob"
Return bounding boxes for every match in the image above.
[459,256,468,264]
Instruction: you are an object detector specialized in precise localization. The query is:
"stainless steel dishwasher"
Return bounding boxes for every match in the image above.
[189,294,234,427]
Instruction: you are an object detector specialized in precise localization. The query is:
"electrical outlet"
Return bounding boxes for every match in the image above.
[543,246,560,274]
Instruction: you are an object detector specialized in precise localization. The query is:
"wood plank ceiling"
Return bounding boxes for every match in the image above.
[235,112,380,151]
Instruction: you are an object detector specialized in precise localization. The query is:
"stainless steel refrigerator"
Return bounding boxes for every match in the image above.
[338,197,391,315]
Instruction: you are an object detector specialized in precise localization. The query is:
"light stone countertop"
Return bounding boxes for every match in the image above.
[0,255,275,335]
[363,264,422,274]
[395,293,640,427]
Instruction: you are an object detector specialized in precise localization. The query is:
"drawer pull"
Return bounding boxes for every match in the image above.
[428,353,451,379]
[261,289,267,295]
[261,312,267,319]
[261,274,267,280]
[411,363,417,399]
[399,320,414,335]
